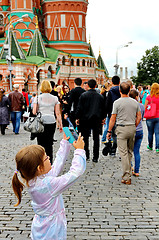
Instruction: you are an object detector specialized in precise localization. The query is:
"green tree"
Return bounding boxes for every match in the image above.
[135,46,159,86]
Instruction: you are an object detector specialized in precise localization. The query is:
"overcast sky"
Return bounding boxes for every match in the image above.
[86,0,159,78]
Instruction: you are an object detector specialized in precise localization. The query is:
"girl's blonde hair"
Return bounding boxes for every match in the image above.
[40,80,52,93]
[150,83,159,97]
[12,145,45,206]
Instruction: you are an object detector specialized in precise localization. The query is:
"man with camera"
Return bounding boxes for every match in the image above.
[107,82,141,185]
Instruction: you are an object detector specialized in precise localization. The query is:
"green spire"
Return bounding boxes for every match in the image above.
[27,17,48,58]
[97,53,109,77]
[88,38,95,57]
[89,43,95,57]
[0,28,26,60]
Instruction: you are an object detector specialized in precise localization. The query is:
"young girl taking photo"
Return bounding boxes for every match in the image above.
[12,133,86,240]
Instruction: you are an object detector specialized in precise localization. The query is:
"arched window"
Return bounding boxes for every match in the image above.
[71,59,74,66]
[77,4,80,11]
[36,70,43,86]
[62,56,65,65]
[65,4,68,10]
[47,66,52,78]
[58,4,61,10]
[53,4,57,10]
[77,59,80,66]
[90,60,92,67]
[56,58,60,71]
[82,59,85,66]
[0,15,3,26]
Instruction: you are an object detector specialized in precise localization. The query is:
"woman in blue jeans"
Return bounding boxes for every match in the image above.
[129,90,145,176]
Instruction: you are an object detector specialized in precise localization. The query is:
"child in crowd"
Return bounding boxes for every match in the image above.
[12,133,86,240]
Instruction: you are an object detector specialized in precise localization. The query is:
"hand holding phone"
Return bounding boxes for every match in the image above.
[63,127,78,144]
[73,133,84,149]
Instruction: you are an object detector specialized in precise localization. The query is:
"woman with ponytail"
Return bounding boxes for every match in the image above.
[12,133,86,240]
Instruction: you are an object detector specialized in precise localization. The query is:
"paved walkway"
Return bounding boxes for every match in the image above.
[0,121,159,240]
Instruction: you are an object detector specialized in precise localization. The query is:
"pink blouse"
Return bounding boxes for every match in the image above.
[146,95,159,118]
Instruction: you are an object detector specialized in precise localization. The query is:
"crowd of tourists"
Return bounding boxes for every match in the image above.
[0,77,159,239]
[0,79,159,163]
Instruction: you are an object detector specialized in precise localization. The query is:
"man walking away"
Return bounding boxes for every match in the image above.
[106,75,121,155]
[68,78,85,128]
[107,82,141,185]
[8,84,24,134]
[76,79,106,162]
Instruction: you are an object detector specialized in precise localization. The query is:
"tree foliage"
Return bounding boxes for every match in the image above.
[134,46,159,86]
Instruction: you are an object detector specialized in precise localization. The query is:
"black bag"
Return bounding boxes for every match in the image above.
[102,140,112,156]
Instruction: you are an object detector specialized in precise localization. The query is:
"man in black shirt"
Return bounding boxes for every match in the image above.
[68,78,85,128]
[76,79,106,162]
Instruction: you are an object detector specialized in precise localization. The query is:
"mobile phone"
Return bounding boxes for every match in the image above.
[63,127,78,144]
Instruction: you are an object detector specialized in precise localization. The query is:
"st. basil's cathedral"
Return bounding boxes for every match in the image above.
[0,0,109,92]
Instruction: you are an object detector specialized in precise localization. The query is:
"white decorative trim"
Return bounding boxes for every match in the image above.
[49,14,64,40]
[64,14,80,40]
[43,11,86,15]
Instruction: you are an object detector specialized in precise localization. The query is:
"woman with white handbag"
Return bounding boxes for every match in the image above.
[33,80,63,164]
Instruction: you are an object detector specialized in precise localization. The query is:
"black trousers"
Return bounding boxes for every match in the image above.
[37,123,56,164]
[78,122,100,160]
[70,111,76,128]
[0,124,7,135]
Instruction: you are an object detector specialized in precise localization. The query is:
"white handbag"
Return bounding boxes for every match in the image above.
[23,108,30,118]
[23,112,44,134]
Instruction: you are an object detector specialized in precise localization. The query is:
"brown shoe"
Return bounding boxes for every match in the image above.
[121,179,131,185]
[132,171,139,177]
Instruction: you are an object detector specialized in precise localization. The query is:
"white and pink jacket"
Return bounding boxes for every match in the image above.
[28,139,86,240]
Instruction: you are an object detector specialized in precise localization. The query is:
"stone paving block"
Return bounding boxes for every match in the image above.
[0,122,159,239]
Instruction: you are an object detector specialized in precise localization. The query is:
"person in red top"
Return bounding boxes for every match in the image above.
[22,88,29,108]
[145,83,159,152]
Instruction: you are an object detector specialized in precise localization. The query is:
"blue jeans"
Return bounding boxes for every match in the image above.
[11,111,22,134]
[102,117,113,142]
[146,118,159,149]
[133,130,143,173]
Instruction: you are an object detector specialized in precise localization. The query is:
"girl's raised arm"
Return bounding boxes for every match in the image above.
[52,138,71,177]
[47,148,86,197]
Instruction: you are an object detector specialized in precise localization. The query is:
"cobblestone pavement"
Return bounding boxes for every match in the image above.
[0,121,159,240]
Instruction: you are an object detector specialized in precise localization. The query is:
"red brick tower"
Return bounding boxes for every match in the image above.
[41,0,89,54]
